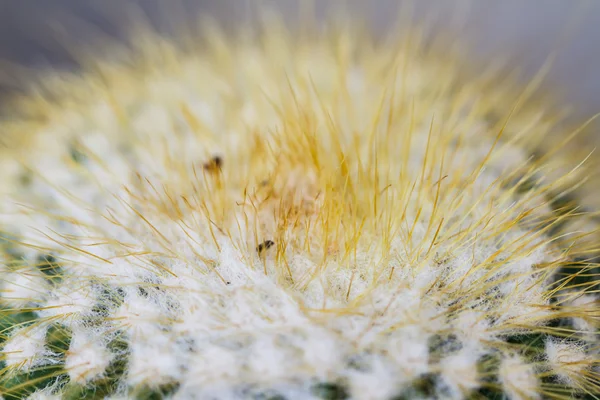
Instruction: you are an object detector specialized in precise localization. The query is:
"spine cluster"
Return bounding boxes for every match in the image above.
[0,11,598,400]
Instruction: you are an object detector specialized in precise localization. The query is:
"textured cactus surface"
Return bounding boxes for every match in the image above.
[0,10,599,400]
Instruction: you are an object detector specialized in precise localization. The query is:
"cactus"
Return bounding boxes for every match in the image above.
[1,9,599,400]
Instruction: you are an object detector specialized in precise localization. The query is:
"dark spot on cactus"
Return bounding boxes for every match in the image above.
[69,145,87,165]
[132,382,181,399]
[140,276,166,296]
[311,382,350,400]
[203,155,223,173]
[86,305,110,324]
[62,339,130,399]
[483,111,501,126]
[548,317,578,336]
[95,284,126,306]
[468,353,507,400]
[46,323,72,358]
[542,190,586,237]
[252,390,287,400]
[84,284,126,325]
[18,170,32,187]
[177,337,196,353]
[467,387,508,400]
[579,391,600,400]
[504,330,546,356]
[107,333,130,355]
[0,367,68,400]
[0,307,38,346]
[392,373,439,399]
[0,232,24,261]
[549,192,580,217]
[512,175,539,194]
[427,333,462,362]
[552,257,600,295]
[346,353,370,371]
[62,384,101,400]
[0,323,71,399]
[503,319,579,358]
[2,248,24,264]
[36,254,63,285]
[257,240,275,255]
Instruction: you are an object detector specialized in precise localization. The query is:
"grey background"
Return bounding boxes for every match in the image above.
[1,0,599,124]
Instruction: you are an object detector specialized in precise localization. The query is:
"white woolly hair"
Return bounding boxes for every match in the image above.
[1,6,599,400]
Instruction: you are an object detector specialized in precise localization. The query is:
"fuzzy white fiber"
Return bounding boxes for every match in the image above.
[499,356,540,400]
[545,339,594,385]
[65,329,112,384]
[0,13,598,400]
[3,325,50,371]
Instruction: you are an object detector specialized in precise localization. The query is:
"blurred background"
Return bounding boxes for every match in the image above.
[0,0,599,124]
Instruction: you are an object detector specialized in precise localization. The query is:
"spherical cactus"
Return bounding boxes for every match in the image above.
[1,8,599,400]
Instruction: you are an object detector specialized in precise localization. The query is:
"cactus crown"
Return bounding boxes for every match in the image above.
[1,9,599,400]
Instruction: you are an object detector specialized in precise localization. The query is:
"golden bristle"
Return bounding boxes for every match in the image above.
[0,6,598,400]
